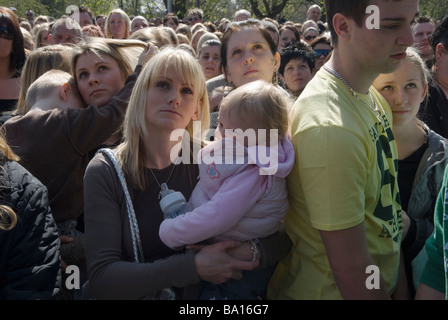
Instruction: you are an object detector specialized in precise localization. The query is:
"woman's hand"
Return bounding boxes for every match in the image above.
[190,240,259,284]
[138,42,158,66]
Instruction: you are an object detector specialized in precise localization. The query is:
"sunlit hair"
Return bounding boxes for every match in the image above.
[70,37,146,89]
[117,46,210,190]
[105,8,131,39]
[176,24,192,40]
[23,69,80,110]
[34,22,50,48]
[129,27,173,48]
[219,80,290,141]
[16,44,72,115]
[405,47,430,88]
[0,132,20,231]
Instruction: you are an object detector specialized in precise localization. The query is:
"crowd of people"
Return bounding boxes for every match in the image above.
[0,0,447,300]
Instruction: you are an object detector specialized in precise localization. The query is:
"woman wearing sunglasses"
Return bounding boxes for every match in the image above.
[0,7,26,116]
[310,34,333,72]
[302,27,319,44]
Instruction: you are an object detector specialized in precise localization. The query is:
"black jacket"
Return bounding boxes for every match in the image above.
[419,79,448,139]
[0,155,61,299]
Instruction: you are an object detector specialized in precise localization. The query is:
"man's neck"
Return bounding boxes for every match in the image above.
[326,50,377,94]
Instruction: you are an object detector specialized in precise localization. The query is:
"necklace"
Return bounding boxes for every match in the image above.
[323,65,384,125]
[149,164,177,199]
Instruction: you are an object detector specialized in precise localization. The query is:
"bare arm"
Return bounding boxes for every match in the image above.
[319,222,391,299]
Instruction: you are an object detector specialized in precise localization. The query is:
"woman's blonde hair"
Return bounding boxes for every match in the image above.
[117,45,210,190]
[70,37,146,90]
[405,47,430,88]
[105,8,131,39]
[0,133,19,231]
[219,80,290,140]
[34,22,50,48]
[15,44,72,115]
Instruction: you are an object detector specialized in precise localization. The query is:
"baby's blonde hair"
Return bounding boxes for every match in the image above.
[219,80,290,140]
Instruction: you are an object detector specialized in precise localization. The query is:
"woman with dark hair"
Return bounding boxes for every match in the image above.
[220,19,281,89]
[278,41,315,98]
[163,12,178,30]
[0,7,26,114]
[309,33,333,71]
[277,25,301,50]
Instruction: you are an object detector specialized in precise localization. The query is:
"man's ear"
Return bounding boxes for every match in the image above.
[332,13,351,41]
[59,83,71,102]
[435,43,446,63]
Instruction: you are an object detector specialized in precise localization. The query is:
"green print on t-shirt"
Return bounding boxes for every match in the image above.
[373,121,402,243]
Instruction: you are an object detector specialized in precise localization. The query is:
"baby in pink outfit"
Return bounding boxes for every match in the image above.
[159,80,295,300]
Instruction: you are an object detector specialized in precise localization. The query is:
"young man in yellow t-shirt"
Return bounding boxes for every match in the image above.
[268,0,419,300]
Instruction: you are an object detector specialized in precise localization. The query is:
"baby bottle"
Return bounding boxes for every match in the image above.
[159,183,187,219]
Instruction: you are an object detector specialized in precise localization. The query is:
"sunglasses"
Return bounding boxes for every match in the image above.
[305,35,317,41]
[189,17,199,22]
[314,49,331,58]
[0,26,13,40]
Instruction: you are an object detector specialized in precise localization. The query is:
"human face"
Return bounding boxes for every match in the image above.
[78,12,94,28]
[109,13,127,39]
[216,106,261,147]
[75,54,125,107]
[188,14,202,26]
[50,24,80,45]
[131,17,148,34]
[313,42,332,70]
[349,0,418,76]
[278,28,297,49]
[224,28,279,88]
[303,29,318,44]
[307,8,321,22]
[198,44,221,80]
[97,17,106,33]
[373,59,427,128]
[280,57,313,94]
[145,66,199,132]
[40,30,49,46]
[413,22,435,60]
[165,18,177,30]
[0,32,13,59]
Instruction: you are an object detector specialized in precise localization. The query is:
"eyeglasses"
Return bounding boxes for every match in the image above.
[305,35,317,41]
[314,49,331,58]
[0,26,13,40]
[189,17,199,22]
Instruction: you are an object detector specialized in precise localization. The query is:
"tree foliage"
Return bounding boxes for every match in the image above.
[1,0,445,25]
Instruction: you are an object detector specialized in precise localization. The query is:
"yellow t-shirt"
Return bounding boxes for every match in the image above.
[268,69,402,300]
